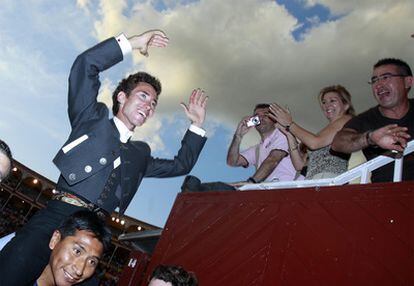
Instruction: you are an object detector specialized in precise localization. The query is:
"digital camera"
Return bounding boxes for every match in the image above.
[246,115,261,127]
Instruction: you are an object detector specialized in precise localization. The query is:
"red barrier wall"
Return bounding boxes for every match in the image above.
[142,182,414,285]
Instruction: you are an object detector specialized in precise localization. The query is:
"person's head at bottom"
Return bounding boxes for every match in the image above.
[0,139,12,183]
[36,210,111,286]
[148,264,198,286]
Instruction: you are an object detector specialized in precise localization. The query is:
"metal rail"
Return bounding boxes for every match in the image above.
[239,140,414,191]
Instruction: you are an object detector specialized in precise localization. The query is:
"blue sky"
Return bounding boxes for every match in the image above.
[0,0,413,227]
[276,0,343,40]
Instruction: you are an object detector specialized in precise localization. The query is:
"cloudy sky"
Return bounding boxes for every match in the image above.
[0,0,413,227]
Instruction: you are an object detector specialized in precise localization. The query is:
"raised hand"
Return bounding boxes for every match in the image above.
[269,103,292,127]
[235,115,255,137]
[370,124,411,152]
[180,88,208,128]
[128,30,169,57]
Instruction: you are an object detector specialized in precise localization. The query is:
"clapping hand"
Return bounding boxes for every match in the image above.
[181,89,208,128]
[268,103,292,127]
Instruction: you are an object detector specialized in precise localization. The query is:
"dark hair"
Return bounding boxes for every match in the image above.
[112,72,162,115]
[57,210,112,251]
[150,265,198,286]
[253,103,270,113]
[374,58,412,77]
[0,139,12,180]
[318,85,355,116]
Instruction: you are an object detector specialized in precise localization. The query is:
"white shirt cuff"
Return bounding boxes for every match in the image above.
[115,33,132,56]
[189,125,206,137]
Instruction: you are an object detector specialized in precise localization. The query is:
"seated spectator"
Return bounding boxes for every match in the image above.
[0,139,12,182]
[148,264,198,286]
[269,85,354,179]
[227,103,296,185]
[332,58,413,182]
[35,210,111,286]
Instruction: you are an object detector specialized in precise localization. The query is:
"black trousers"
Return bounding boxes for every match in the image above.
[0,200,99,286]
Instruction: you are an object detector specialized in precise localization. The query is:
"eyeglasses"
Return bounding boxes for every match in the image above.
[368,73,407,85]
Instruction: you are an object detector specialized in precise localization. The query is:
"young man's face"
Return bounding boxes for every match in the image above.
[116,82,158,130]
[47,229,104,286]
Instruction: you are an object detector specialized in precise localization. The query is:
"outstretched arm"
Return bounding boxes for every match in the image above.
[68,30,168,127]
[332,124,410,153]
[277,123,307,171]
[269,103,351,150]
[227,116,254,167]
[144,89,208,178]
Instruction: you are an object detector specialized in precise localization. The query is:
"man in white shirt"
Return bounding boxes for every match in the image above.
[227,104,296,184]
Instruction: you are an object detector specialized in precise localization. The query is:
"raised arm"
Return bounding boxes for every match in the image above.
[144,128,207,178]
[227,116,253,167]
[269,103,351,150]
[332,124,410,153]
[68,30,168,127]
[277,124,307,171]
[144,87,207,178]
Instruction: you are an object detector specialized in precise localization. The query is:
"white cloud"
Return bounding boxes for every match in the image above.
[93,0,130,40]
[131,117,165,151]
[87,0,413,150]
[97,79,115,108]
[76,0,91,12]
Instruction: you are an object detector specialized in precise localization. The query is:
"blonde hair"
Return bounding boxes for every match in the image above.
[318,85,355,116]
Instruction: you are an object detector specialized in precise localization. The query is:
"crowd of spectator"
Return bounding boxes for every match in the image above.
[0,194,32,237]
[224,56,413,186]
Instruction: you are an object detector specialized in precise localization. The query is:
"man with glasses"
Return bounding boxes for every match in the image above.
[332,58,414,182]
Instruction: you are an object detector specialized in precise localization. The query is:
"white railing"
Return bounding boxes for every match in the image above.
[238,140,414,191]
